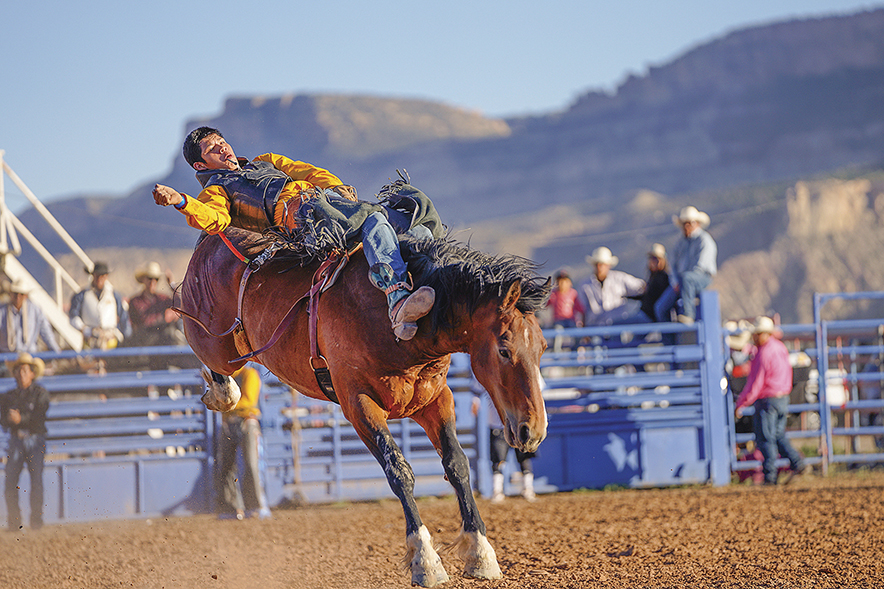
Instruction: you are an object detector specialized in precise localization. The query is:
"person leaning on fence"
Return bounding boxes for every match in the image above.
[735,316,811,486]
[654,206,717,324]
[69,262,132,349]
[127,261,183,347]
[216,364,271,520]
[615,243,672,325]
[0,353,50,531]
[0,279,61,357]
[579,246,645,326]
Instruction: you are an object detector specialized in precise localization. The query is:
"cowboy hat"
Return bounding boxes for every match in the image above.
[751,316,777,334]
[6,352,45,379]
[7,279,31,295]
[586,246,619,268]
[672,205,711,228]
[135,261,163,282]
[724,320,752,350]
[648,243,666,259]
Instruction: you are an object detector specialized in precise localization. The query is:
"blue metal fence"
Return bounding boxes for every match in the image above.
[533,291,730,491]
[3,291,884,525]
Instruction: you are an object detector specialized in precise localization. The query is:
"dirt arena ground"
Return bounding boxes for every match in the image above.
[1,470,883,589]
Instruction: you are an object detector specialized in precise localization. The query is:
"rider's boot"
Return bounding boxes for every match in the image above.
[369,262,435,341]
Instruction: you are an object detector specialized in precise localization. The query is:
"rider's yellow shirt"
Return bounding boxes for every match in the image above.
[176,153,343,234]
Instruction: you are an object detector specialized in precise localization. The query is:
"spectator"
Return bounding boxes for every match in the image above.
[735,316,811,485]
[1,353,50,531]
[654,206,717,324]
[69,262,132,349]
[616,243,671,325]
[0,280,61,355]
[216,364,271,520]
[546,270,584,329]
[579,246,645,326]
[128,261,183,347]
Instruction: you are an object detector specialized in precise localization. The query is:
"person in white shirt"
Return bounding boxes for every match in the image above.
[69,262,131,349]
[579,246,645,326]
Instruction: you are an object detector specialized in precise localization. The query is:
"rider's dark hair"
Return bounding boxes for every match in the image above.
[182,126,223,167]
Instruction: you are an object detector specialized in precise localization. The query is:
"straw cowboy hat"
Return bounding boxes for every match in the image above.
[672,205,711,228]
[724,319,753,350]
[648,243,666,259]
[7,279,31,295]
[586,246,619,268]
[135,261,163,282]
[751,316,778,334]
[6,352,45,379]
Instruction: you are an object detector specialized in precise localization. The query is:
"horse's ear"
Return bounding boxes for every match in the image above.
[501,280,522,312]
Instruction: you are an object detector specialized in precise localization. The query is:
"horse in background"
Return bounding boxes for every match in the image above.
[180,228,550,587]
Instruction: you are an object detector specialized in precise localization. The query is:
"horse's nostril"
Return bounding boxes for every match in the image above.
[519,423,531,445]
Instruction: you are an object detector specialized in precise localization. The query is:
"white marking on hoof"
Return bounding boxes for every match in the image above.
[199,367,241,412]
[403,525,449,587]
[446,528,502,580]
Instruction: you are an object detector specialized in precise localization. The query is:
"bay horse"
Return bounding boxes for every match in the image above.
[180,227,550,587]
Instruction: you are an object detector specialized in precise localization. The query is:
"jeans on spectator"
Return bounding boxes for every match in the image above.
[654,270,712,321]
[216,415,269,517]
[5,432,45,530]
[753,395,805,484]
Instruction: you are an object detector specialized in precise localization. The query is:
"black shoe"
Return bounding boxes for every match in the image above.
[784,464,813,485]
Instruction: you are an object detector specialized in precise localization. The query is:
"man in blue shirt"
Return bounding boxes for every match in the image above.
[654,206,717,324]
[0,280,61,356]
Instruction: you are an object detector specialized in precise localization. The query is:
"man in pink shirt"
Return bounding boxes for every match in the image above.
[735,316,810,485]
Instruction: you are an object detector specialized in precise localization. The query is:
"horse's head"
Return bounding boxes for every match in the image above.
[468,280,548,453]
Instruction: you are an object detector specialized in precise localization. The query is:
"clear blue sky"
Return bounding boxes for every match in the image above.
[1,0,879,209]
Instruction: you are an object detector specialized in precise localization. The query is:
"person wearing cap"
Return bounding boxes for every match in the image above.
[128,262,182,347]
[0,353,50,530]
[578,246,645,326]
[735,316,810,485]
[617,243,672,325]
[215,364,271,520]
[0,280,61,356]
[69,262,132,350]
[654,205,718,324]
[546,270,585,329]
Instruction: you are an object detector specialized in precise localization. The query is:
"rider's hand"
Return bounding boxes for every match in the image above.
[153,184,183,206]
[330,184,358,201]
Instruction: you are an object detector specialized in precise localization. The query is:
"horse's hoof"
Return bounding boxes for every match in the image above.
[405,525,450,587]
[199,367,241,412]
[451,530,503,580]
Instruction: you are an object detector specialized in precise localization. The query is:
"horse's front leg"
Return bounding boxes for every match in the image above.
[347,396,449,587]
[414,398,503,581]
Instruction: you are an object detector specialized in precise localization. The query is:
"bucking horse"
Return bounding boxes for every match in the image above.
[178,225,550,587]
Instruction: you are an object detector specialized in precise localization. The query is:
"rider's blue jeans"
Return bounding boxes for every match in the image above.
[361,210,432,280]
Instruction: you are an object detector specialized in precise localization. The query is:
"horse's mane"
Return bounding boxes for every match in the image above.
[401,237,552,331]
[203,229,551,332]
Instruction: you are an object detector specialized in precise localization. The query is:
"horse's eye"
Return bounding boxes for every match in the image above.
[498,347,511,360]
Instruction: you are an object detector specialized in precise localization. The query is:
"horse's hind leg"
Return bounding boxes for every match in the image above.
[414,408,502,580]
[347,399,449,587]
